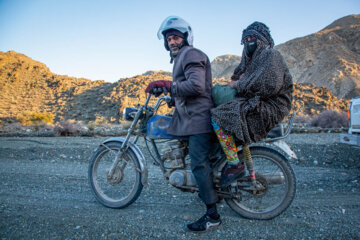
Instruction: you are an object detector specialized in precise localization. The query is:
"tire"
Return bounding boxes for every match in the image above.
[225,146,296,220]
[88,141,143,208]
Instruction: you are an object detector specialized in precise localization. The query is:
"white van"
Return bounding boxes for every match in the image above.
[340,97,360,146]
[348,97,360,134]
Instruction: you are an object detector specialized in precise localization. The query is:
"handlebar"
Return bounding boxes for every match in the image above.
[154,95,172,108]
[145,94,172,114]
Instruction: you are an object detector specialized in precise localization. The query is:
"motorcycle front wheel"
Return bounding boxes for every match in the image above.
[88,142,143,208]
[225,146,296,220]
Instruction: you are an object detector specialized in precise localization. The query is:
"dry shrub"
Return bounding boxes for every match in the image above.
[94,116,109,125]
[0,117,17,129]
[119,120,132,129]
[32,122,54,132]
[110,117,117,123]
[310,110,348,128]
[88,116,109,130]
[1,117,54,132]
[16,111,54,125]
[293,114,311,124]
[54,120,84,136]
[2,122,24,132]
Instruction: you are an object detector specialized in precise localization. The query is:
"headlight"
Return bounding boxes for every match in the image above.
[123,107,138,121]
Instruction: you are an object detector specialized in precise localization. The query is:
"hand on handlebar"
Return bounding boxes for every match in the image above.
[145,80,172,97]
[152,86,170,97]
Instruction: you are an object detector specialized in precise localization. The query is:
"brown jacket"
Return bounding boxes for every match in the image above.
[167,46,214,136]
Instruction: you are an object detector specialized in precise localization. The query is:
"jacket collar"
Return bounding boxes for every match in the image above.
[173,45,191,63]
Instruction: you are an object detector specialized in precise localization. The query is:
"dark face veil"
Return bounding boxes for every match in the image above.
[231,21,274,81]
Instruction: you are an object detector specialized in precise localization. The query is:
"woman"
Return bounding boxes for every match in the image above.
[211,22,293,187]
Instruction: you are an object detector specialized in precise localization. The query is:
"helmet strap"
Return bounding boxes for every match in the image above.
[170,52,174,63]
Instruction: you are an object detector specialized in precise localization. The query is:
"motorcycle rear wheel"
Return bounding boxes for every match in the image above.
[88,142,143,208]
[225,146,296,220]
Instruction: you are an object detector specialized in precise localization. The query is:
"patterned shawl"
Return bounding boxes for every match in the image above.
[211,22,293,145]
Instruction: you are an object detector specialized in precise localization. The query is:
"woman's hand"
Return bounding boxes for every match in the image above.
[227,80,237,88]
[227,74,243,88]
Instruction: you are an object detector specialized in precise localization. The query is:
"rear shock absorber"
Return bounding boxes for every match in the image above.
[242,145,257,191]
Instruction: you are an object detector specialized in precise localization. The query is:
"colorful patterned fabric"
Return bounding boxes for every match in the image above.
[211,120,239,165]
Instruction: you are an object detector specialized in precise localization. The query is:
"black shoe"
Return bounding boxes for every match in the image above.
[220,162,245,187]
[187,214,221,232]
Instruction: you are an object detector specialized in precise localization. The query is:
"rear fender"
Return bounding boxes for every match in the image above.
[214,144,295,181]
[102,137,148,186]
[271,140,298,161]
[241,143,297,163]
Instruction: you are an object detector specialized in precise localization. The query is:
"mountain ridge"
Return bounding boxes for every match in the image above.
[275,14,360,99]
[0,50,348,124]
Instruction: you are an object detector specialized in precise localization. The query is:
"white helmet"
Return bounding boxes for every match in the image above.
[157,16,193,50]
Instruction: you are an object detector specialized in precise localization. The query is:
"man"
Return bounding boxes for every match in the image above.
[145,16,221,232]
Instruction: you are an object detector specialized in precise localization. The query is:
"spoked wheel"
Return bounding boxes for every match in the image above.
[225,147,296,220]
[88,142,143,208]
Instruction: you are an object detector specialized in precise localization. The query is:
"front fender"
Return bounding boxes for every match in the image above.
[102,137,148,186]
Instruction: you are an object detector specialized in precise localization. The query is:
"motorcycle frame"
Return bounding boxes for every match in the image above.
[104,95,174,185]
[106,94,301,190]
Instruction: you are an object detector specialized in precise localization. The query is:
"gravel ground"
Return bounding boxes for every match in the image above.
[0,133,359,239]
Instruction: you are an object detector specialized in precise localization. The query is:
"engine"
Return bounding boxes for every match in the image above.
[169,169,197,187]
[161,141,187,169]
[161,140,197,188]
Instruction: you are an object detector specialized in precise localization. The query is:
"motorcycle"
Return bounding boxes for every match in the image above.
[88,94,300,220]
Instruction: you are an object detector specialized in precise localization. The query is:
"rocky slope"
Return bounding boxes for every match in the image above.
[0,51,172,123]
[276,14,360,99]
[0,51,107,122]
[211,54,241,79]
[0,50,349,124]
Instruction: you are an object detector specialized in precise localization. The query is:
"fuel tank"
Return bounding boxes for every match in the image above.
[146,115,178,139]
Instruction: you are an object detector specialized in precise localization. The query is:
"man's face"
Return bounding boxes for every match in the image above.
[167,35,183,52]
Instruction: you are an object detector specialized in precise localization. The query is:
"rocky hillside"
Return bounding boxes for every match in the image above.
[276,14,360,99]
[0,51,108,122]
[211,54,241,79]
[0,50,348,125]
[0,51,173,123]
[0,50,347,124]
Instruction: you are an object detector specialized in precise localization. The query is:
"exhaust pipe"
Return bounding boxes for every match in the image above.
[261,172,285,184]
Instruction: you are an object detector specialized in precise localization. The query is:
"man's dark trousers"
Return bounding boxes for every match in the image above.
[189,133,219,205]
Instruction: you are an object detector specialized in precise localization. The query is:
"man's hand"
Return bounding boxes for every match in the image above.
[145,80,172,97]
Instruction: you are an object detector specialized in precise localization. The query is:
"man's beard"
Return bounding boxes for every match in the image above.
[169,43,182,58]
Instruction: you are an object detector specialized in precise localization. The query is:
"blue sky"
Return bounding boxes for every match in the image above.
[0,0,359,82]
